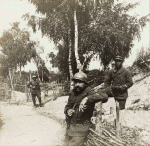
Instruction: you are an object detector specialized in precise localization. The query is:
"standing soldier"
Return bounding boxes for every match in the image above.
[27,75,43,107]
[103,55,133,110]
[64,71,108,146]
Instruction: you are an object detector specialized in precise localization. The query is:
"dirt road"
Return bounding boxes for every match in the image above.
[0,102,65,146]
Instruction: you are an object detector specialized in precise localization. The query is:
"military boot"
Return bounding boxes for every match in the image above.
[32,98,37,108]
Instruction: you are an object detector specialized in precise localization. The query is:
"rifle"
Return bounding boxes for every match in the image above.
[66,103,77,129]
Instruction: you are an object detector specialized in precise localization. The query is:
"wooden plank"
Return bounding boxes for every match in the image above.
[116,100,120,138]
[95,101,103,134]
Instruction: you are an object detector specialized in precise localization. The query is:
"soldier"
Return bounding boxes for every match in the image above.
[27,75,43,107]
[64,71,108,146]
[103,55,133,110]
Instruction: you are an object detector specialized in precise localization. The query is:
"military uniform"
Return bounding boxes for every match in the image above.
[27,79,42,107]
[103,63,133,110]
[64,86,108,146]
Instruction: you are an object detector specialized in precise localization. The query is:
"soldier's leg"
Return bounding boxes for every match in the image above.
[31,94,36,107]
[64,130,71,146]
[68,136,86,146]
[37,92,42,107]
[117,99,126,110]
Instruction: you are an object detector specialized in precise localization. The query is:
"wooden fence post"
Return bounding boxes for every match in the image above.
[9,68,13,91]
[25,82,28,102]
[116,100,121,138]
[95,101,103,134]
[29,70,31,82]
[5,83,8,100]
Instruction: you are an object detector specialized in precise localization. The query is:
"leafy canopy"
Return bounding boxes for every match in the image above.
[0,22,36,75]
[24,0,148,74]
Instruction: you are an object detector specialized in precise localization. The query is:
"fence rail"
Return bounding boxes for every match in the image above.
[0,81,70,101]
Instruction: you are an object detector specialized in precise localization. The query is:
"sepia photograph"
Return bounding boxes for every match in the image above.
[0,0,150,145]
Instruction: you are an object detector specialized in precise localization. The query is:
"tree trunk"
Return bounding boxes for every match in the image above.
[66,14,74,90]
[32,57,40,81]
[68,35,73,80]
[20,64,22,77]
[42,69,44,82]
[9,68,13,91]
[74,2,82,71]
[29,70,31,82]
[66,14,74,80]
[37,65,40,81]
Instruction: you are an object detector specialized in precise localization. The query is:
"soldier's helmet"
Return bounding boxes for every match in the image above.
[72,71,88,84]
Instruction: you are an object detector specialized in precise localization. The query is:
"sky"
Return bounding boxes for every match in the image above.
[0,0,149,72]
[89,0,150,69]
[0,0,56,72]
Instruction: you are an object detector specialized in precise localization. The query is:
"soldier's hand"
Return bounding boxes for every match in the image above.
[120,85,127,91]
[79,97,88,112]
[67,109,75,116]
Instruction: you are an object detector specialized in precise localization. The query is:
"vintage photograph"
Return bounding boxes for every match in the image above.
[0,0,150,145]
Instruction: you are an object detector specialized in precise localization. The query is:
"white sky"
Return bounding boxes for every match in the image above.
[0,0,149,72]
[0,0,56,72]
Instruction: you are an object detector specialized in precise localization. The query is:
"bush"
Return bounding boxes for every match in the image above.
[133,47,150,73]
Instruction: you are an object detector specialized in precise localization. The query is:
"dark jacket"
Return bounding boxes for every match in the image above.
[27,80,41,94]
[65,86,107,123]
[64,86,108,136]
[104,67,133,99]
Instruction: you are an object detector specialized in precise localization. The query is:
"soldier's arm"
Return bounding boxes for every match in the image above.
[84,90,108,103]
[104,70,112,88]
[79,89,108,112]
[125,70,133,89]
[27,82,32,88]
[64,94,72,115]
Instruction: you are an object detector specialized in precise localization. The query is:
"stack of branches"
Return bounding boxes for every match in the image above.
[87,128,126,146]
[86,70,142,145]
[86,122,141,146]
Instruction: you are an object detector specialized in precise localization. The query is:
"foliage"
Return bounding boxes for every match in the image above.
[38,64,50,82]
[49,71,65,83]
[80,2,149,68]
[0,54,9,77]
[24,0,148,73]
[86,69,105,87]
[132,47,150,73]
[49,44,70,79]
[0,22,36,75]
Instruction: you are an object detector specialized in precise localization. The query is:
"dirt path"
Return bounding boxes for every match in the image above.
[0,102,65,146]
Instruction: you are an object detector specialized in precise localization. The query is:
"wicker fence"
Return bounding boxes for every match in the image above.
[0,80,70,102]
